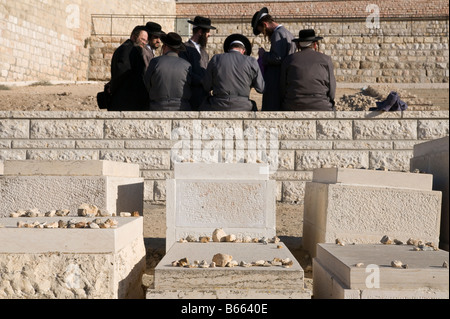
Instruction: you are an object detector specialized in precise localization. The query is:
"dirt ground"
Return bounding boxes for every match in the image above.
[0,81,448,111]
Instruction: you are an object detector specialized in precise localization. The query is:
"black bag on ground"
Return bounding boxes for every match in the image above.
[97,82,112,110]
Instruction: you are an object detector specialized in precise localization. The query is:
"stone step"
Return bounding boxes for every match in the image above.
[313,243,449,299]
[148,242,311,299]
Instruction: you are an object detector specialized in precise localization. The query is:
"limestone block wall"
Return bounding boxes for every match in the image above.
[90,0,450,83]
[178,0,449,84]
[90,20,450,83]
[0,0,176,82]
[175,0,449,18]
[0,111,448,204]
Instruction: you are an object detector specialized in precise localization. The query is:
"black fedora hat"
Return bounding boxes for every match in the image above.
[293,29,324,43]
[224,34,252,56]
[145,22,165,37]
[251,7,269,36]
[161,32,186,51]
[187,16,216,30]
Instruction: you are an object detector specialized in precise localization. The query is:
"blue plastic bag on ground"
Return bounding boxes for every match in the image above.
[376,91,408,111]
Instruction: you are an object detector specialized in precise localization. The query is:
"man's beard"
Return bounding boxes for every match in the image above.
[199,33,208,48]
[263,26,273,41]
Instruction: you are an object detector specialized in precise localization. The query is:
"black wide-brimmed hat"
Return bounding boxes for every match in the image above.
[251,7,269,36]
[145,22,165,37]
[224,34,252,56]
[187,16,216,30]
[293,29,324,43]
[161,32,186,51]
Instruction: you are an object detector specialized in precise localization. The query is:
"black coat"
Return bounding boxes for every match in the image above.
[280,48,336,111]
[109,40,148,111]
[179,41,210,110]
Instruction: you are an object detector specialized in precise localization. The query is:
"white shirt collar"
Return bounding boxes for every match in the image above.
[189,39,201,54]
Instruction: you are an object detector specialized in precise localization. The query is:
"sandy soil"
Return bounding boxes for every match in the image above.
[1,81,447,111]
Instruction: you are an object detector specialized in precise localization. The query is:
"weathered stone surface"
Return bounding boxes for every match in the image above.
[317,120,353,140]
[411,136,449,251]
[175,181,268,228]
[100,150,171,170]
[417,119,450,140]
[0,236,145,299]
[0,120,29,139]
[0,150,26,161]
[30,120,104,139]
[282,181,306,204]
[0,175,143,218]
[75,140,125,149]
[280,140,333,150]
[244,120,316,140]
[144,180,155,201]
[303,180,442,257]
[172,119,243,140]
[334,141,393,150]
[354,120,417,140]
[166,164,276,250]
[296,151,369,170]
[313,244,449,299]
[153,180,166,201]
[13,140,75,149]
[369,150,414,171]
[27,150,99,161]
[104,120,171,139]
[124,140,176,149]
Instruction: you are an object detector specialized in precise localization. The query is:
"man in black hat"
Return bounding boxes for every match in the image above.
[200,34,265,111]
[280,29,336,111]
[143,22,165,68]
[108,25,149,111]
[251,7,296,111]
[179,16,216,110]
[144,32,192,111]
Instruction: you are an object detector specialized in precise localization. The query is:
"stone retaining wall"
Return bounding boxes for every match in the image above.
[89,18,450,83]
[0,0,176,82]
[1,111,448,204]
[176,0,449,18]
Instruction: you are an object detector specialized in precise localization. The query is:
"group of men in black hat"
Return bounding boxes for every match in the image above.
[105,8,336,112]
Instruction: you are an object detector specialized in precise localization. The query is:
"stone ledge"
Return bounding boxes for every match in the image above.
[2,160,140,177]
[0,217,142,253]
[2,111,448,120]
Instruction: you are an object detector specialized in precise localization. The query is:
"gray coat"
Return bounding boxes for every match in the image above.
[280,48,336,111]
[201,50,265,111]
[142,45,156,69]
[179,40,210,110]
[144,51,192,111]
[261,25,296,111]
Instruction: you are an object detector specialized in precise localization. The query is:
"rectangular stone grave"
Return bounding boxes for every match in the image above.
[410,136,449,251]
[0,160,144,217]
[0,217,146,299]
[166,163,276,252]
[147,242,311,299]
[303,168,442,257]
[313,243,449,299]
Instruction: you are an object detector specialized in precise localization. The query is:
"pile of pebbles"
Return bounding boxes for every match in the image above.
[336,235,448,270]
[171,254,294,269]
[3,203,140,229]
[178,228,281,246]
[16,218,118,229]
